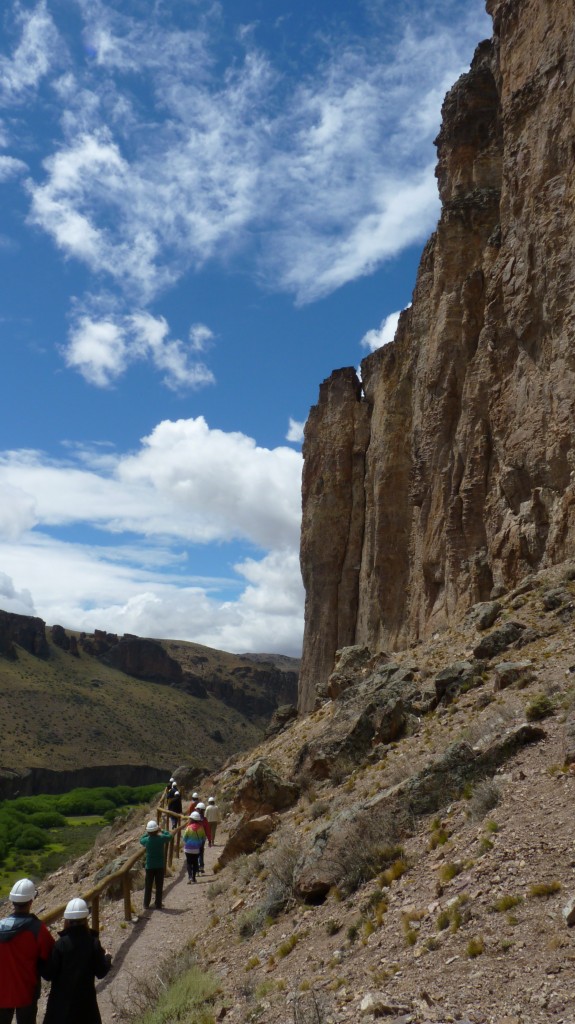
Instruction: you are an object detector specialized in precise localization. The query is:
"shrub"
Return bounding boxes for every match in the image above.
[277,933,299,958]
[332,817,402,895]
[27,811,67,829]
[439,861,463,883]
[526,694,554,721]
[469,780,501,821]
[326,919,340,936]
[528,881,561,898]
[467,937,484,958]
[14,826,48,851]
[492,894,522,913]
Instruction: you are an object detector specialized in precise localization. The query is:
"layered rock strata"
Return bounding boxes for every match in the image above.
[299,0,575,711]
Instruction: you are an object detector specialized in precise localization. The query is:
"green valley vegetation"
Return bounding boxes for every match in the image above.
[0,783,162,896]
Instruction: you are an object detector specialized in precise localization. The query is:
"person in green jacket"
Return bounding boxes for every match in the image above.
[139,820,172,910]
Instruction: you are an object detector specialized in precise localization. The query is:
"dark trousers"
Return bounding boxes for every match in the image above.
[185,852,200,881]
[199,841,206,871]
[0,1005,38,1024]
[144,866,164,908]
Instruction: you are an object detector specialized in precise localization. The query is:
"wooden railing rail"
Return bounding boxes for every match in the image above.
[39,804,191,932]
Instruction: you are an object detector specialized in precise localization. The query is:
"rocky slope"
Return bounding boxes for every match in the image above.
[33,560,575,1024]
[299,0,575,711]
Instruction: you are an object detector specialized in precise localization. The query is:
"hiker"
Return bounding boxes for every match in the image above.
[42,898,111,1024]
[0,877,54,1024]
[167,788,182,829]
[205,796,222,846]
[187,791,200,816]
[194,803,210,872]
[182,812,205,884]
[139,820,172,910]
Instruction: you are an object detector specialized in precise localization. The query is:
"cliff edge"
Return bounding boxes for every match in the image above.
[299,0,575,712]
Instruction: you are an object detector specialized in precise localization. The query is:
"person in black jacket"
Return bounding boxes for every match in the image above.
[43,898,111,1024]
[167,788,183,829]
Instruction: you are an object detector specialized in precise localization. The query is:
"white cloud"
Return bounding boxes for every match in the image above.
[0,1,62,104]
[65,312,215,390]
[0,156,28,181]
[189,323,214,353]
[0,537,304,655]
[361,309,402,352]
[21,1,489,306]
[0,416,304,652]
[286,418,304,444]
[0,572,35,616]
[0,484,38,540]
[0,417,302,550]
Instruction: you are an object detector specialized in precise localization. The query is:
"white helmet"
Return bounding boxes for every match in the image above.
[169,777,175,782]
[9,879,37,904]
[64,898,89,920]
[146,819,160,832]
[173,790,180,796]
[208,797,215,804]
[192,792,199,799]
[196,802,205,810]
[190,811,201,821]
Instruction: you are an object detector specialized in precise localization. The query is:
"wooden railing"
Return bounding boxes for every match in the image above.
[40,804,190,932]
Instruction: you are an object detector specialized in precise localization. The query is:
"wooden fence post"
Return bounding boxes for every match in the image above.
[122,872,132,921]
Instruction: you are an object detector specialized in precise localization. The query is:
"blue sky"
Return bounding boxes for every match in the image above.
[0,0,490,656]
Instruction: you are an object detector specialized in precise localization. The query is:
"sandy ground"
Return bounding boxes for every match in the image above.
[97,839,219,1022]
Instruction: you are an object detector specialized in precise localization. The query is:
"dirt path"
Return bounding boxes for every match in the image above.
[95,840,220,1022]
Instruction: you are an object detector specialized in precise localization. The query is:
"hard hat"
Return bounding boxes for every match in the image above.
[190,811,201,820]
[192,792,199,799]
[169,777,175,782]
[9,878,37,904]
[173,790,180,796]
[196,802,205,810]
[146,819,160,832]
[64,898,89,920]
[208,797,215,803]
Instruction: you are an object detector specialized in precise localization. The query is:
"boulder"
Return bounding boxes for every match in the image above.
[473,622,525,660]
[233,759,299,817]
[469,601,502,631]
[563,897,575,927]
[493,661,534,692]
[264,704,298,739]
[434,661,484,702]
[216,815,276,868]
[542,587,570,611]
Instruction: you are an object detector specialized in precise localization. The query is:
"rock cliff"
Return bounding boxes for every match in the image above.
[299,0,575,711]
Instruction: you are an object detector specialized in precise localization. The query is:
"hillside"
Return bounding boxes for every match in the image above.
[35,560,575,1023]
[0,612,298,790]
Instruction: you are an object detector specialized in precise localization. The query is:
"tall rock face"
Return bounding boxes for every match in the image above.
[299,0,575,712]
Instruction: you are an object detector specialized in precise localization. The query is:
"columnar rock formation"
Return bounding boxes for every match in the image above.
[299,0,575,712]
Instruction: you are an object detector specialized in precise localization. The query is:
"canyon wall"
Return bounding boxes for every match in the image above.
[299,0,575,711]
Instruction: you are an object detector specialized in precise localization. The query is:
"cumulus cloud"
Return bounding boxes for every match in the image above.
[0,571,35,616]
[0,417,302,550]
[0,415,305,652]
[65,312,215,389]
[0,483,38,540]
[286,418,305,444]
[361,309,402,352]
[0,537,304,655]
